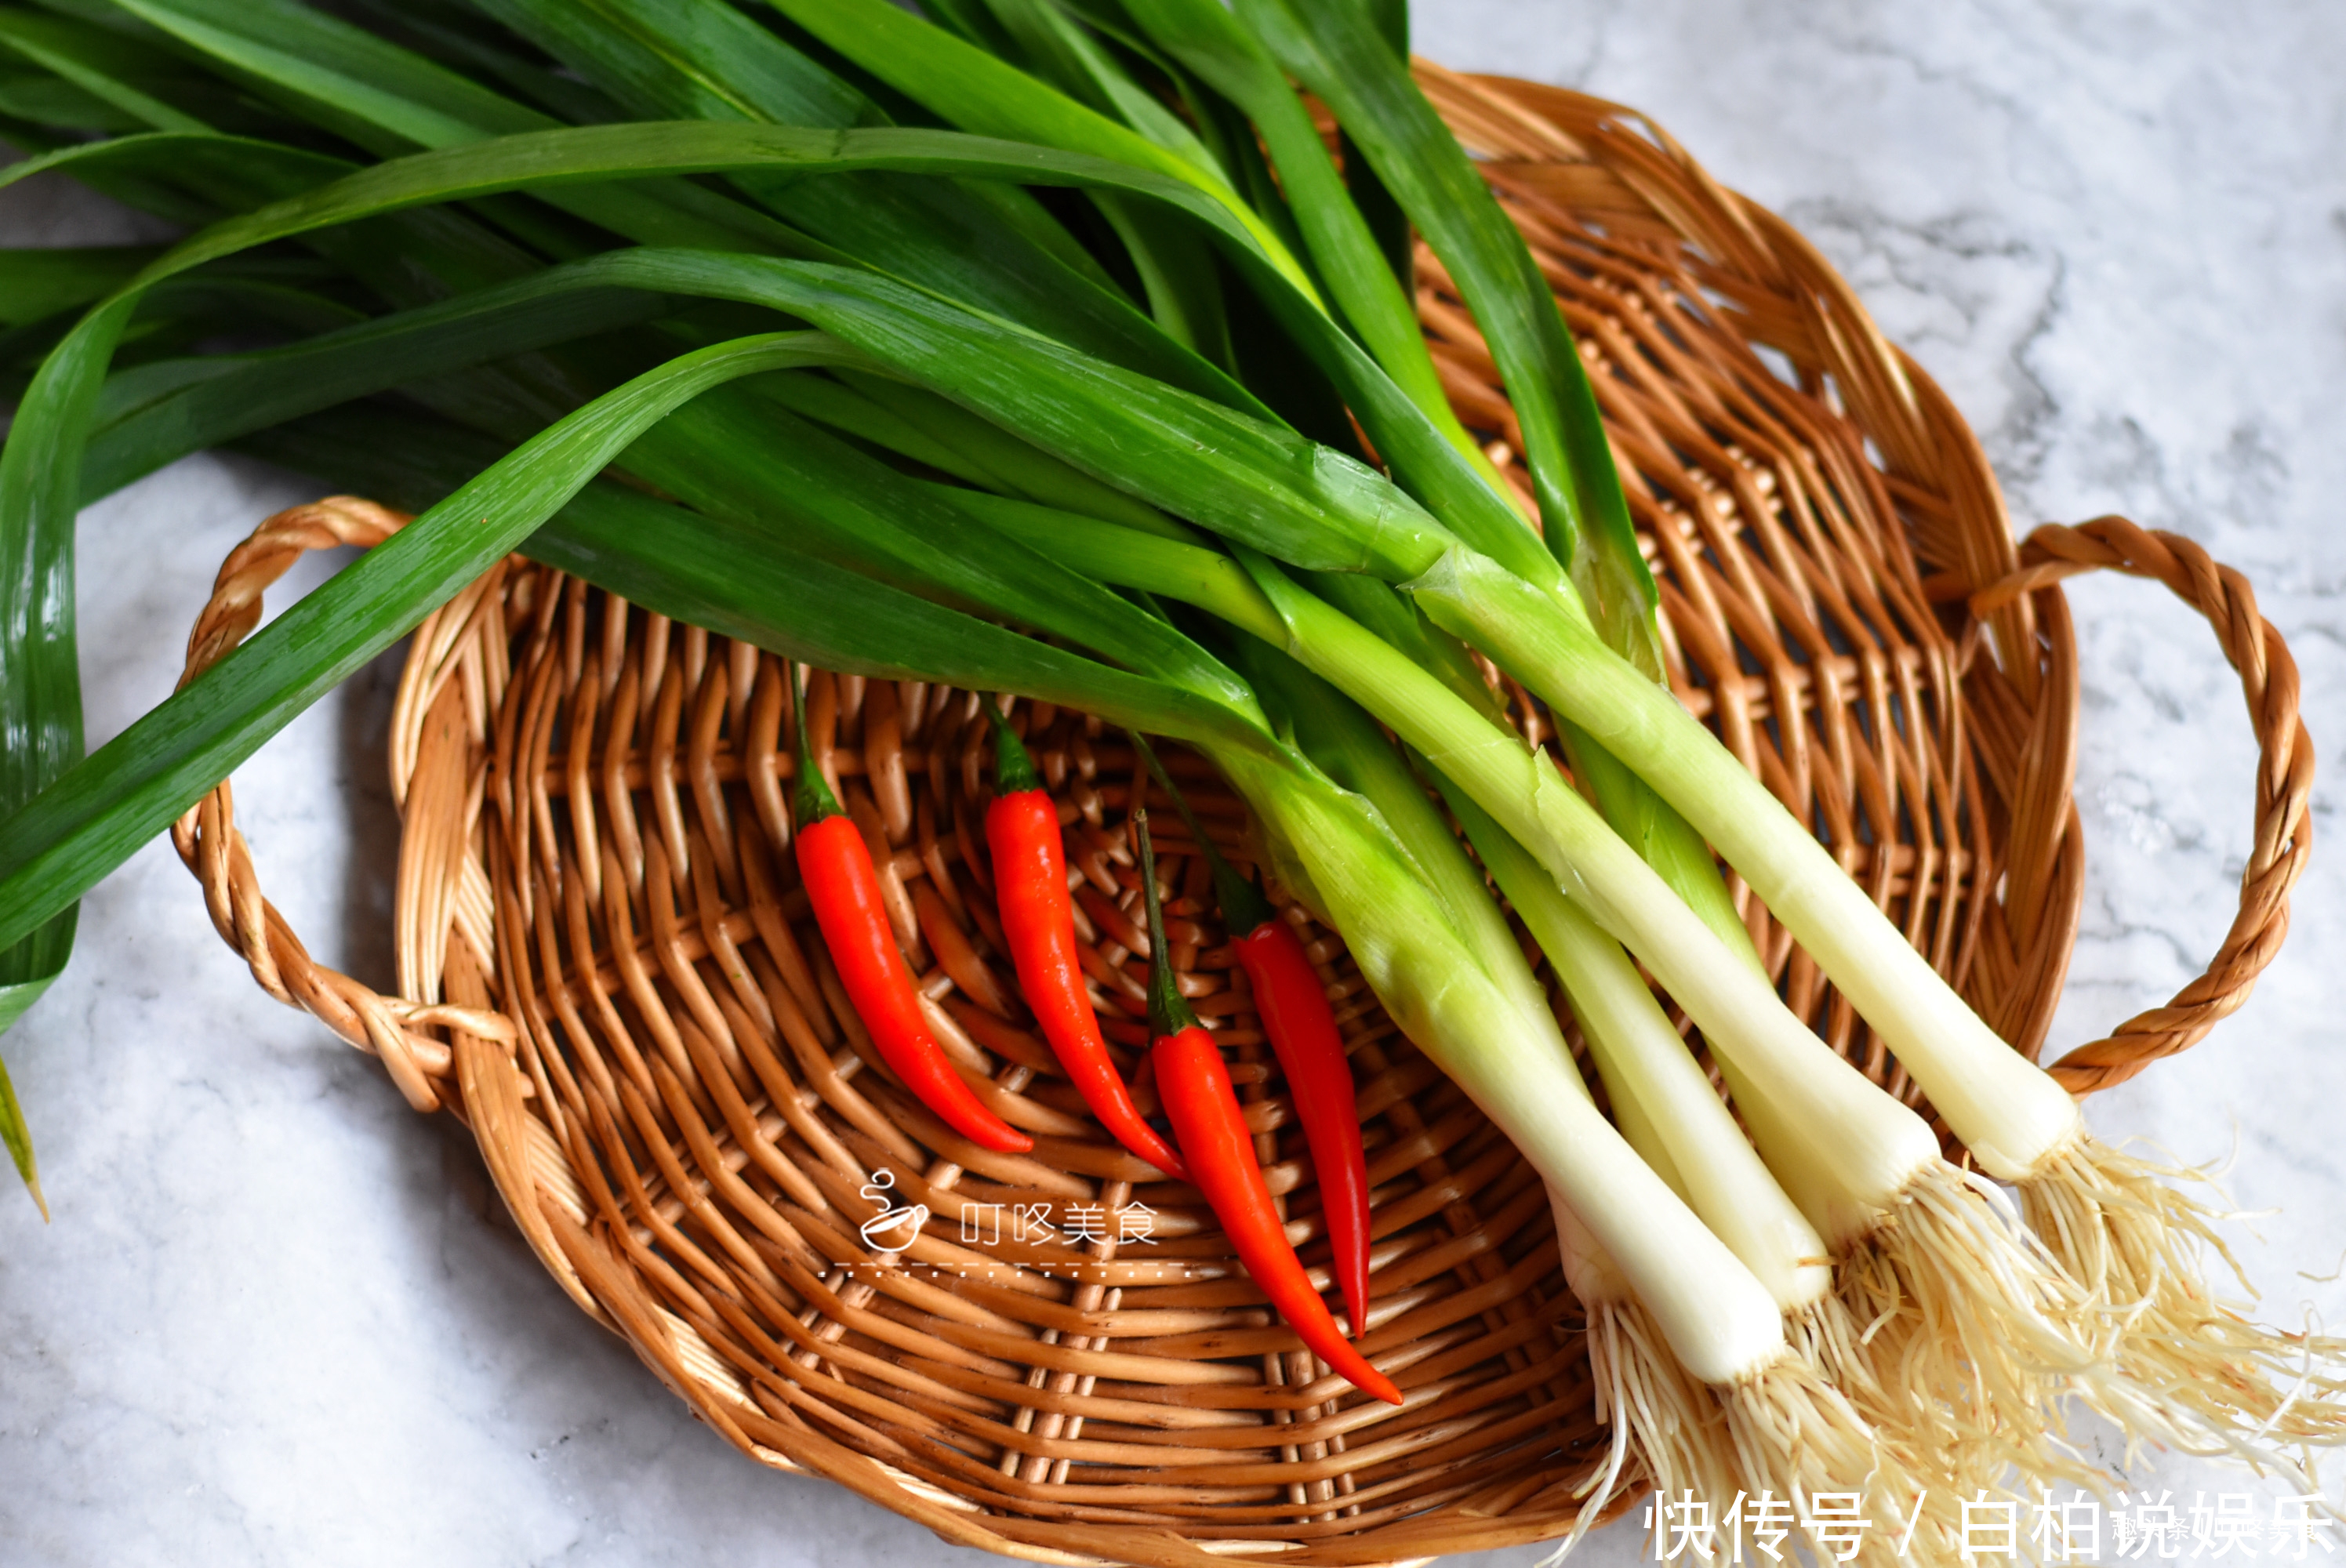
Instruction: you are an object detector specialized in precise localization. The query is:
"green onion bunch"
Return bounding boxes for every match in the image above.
[2,0,2337,1537]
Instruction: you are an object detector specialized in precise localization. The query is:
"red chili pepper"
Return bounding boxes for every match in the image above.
[1135,735,1374,1336]
[1229,922,1371,1323]
[1136,811,1402,1406]
[793,674,1031,1155]
[985,706,1189,1181]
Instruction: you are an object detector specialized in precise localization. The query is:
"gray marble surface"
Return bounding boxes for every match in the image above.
[4,2,2343,1563]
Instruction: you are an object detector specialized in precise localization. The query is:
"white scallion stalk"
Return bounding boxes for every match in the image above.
[953,489,2333,1479]
[1409,546,2346,1475]
[1438,775,1832,1317]
[1436,768,2014,1554]
[1215,749,1937,1562]
[1407,547,2083,1179]
[1598,1069,1690,1206]
[1235,566,2319,1497]
[1449,777,2094,1534]
[1212,748,1783,1388]
[1239,652,1756,1524]
[1246,572,1947,1203]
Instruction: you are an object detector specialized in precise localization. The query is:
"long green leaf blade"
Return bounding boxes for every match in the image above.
[757,0,1314,297]
[545,504,1263,747]
[0,132,372,1146]
[0,6,215,134]
[1238,0,1653,658]
[13,114,1533,812]
[1119,0,1498,481]
[0,331,830,959]
[757,264,1454,580]
[234,403,1269,753]
[448,0,1257,408]
[69,245,1186,539]
[0,125,348,201]
[0,244,159,327]
[1237,0,1760,968]
[51,121,1528,578]
[78,249,695,498]
[114,0,534,140]
[604,387,1266,720]
[107,0,821,255]
[0,286,134,1126]
[975,0,1223,174]
[1342,0,1412,289]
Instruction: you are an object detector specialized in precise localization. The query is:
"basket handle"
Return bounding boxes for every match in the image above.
[169,496,513,1113]
[1968,516,2315,1094]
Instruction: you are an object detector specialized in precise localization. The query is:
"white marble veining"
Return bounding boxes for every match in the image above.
[4,4,2344,1563]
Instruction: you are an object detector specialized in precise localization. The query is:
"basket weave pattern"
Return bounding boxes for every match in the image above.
[169,73,2311,1566]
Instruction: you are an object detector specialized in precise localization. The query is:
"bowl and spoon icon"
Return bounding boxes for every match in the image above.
[857,1168,931,1251]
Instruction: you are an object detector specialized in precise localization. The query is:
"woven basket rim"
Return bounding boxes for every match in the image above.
[165,67,2314,1566]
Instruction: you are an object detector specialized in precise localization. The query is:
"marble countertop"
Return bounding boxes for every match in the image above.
[5,3,2343,1564]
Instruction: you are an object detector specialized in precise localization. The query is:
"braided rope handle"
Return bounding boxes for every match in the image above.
[169,497,515,1114]
[169,496,857,1436]
[1969,517,2315,1094]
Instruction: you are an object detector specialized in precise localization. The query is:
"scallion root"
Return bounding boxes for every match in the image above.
[2022,1134,2346,1485]
[1723,1348,1944,1568]
[1567,1296,1734,1552]
[1785,1288,1879,1402]
[1787,1292,1985,1534]
[1839,1160,2110,1501]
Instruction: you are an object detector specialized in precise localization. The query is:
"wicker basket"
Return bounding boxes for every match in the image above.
[169,70,2311,1567]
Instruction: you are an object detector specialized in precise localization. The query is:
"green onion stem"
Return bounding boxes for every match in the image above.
[1226,638,1551,1035]
[1230,559,1948,1214]
[1436,774,1833,1315]
[1596,1067,1690,1207]
[1210,743,1785,1388]
[1409,547,2084,1183]
[944,490,1285,644]
[1556,725,1769,975]
[1119,0,1513,497]
[1213,0,1768,1004]
[833,371,1198,541]
[748,371,1007,491]
[1236,0,1650,658]
[971,487,1939,1220]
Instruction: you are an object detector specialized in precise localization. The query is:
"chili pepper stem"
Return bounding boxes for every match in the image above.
[791,664,847,828]
[1137,810,1201,1045]
[985,698,1042,796]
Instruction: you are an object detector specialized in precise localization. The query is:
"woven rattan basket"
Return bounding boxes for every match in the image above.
[170,69,2311,1567]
